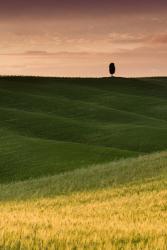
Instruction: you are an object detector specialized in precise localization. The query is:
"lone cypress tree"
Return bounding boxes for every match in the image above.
[109,63,116,77]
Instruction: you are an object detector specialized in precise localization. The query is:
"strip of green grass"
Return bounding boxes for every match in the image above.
[1,150,167,201]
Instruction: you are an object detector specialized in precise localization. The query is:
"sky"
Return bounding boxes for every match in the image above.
[0,0,166,77]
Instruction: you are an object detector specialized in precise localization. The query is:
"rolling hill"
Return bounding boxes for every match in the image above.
[0,76,167,183]
[0,76,167,249]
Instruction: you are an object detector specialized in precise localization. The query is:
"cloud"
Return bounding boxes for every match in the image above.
[25,51,50,56]
[0,45,166,77]
[108,33,147,44]
[108,32,167,46]
[150,34,167,44]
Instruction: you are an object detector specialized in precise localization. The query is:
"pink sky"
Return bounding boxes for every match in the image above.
[0,0,166,77]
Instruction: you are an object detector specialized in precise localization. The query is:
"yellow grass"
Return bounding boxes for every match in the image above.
[1,181,167,249]
[1,152,167,249]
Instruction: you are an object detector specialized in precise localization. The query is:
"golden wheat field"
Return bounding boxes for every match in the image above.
[1,152,167,250]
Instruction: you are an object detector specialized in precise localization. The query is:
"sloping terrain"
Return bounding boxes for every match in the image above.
[0,76,167,183]
[1,151,167,249]
[0,76,167,249]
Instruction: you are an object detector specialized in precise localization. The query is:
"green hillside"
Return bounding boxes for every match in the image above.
[0,76,167,183]
[1,150,167,201]
[0,76,167,249]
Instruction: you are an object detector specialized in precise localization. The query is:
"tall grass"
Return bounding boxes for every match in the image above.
[1,152,167,249]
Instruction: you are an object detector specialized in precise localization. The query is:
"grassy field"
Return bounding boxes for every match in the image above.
[1,151,167,249]
[0,76,167,249]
